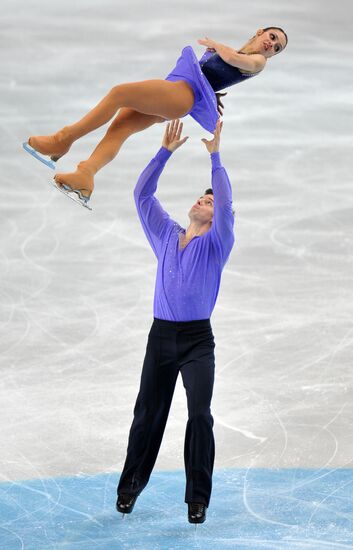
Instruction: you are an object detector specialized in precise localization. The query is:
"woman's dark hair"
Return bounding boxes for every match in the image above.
[263,26,288,49]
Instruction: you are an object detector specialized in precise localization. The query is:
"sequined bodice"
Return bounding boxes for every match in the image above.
[199,51,257,92]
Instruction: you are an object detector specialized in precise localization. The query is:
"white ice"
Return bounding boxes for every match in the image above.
[0,0,353,487]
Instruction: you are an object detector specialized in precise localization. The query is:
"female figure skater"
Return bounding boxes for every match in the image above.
[24,27,287,209]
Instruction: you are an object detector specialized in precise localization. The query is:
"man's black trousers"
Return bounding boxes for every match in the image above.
[117,317,215,507]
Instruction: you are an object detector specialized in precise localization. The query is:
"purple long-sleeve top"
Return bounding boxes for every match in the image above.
[134,147,235,321]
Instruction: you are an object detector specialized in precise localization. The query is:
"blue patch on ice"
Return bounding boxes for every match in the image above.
[1,469,353,549]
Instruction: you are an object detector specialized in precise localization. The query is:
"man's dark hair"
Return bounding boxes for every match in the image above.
[263,27,288,49]
[203,188,235,215]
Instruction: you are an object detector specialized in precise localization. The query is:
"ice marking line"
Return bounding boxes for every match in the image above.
[213,414,267,443]
[0,302,31,356]
[273,423,340,495]
[277,349,340,379]
[19,207,57,274]
[270,425,346,493]
[2,454,64,524]
[326,325,353,371]
[217,539,353,549]
[2,477,104,528]
[215,350,250,376]
[301,383,348,391]
[323,402,347,430]
[81,219,120,244]
[223,267,264,282]
[219,449,264,464]
[307,476,353,527]
[2,469,353,546]
[0,526,24,550]
[242,466,294,528]
[269,403,288,462]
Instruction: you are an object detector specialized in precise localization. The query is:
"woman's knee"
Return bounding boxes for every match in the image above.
[107,112,162,138]
[109,84,119,98]
[109,83,130,104]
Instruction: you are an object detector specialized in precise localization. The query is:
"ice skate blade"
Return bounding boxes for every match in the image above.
[23,142,56,170]
[52,182,92,211]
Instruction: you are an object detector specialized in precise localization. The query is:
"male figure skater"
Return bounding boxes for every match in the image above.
[116,119,234,524]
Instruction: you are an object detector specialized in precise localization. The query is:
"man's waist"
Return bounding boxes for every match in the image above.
[153,317,211,329]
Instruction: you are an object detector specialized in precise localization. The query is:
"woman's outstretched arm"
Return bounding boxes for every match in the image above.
[198,37,266,73]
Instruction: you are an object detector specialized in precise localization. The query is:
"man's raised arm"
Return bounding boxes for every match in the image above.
[202,121,235,262]
[134,120,189,258]
[134,147,173,258]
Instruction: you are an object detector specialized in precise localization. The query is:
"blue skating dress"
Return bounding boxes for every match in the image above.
[165,46,259,133]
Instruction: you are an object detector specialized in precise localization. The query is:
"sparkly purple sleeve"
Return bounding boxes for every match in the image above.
[134,147,174,258]
[210,152,235,261]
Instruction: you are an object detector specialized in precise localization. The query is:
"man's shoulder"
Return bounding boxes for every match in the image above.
[159,220,182,242]
[172,221,184,233]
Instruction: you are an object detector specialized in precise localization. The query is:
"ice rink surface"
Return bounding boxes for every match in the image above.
[1,0,353,548]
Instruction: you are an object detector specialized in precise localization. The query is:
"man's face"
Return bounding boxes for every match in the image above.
[188,194,214,224]
[254,28,287,58]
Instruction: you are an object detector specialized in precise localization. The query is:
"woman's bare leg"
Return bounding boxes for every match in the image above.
[67,80,193,138]
[28,80,193,160]
[54,108,164,195]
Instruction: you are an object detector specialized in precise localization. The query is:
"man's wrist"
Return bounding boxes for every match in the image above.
[211,151,222,169]
[155,146,173,164]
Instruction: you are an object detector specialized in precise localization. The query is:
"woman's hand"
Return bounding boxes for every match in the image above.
[201,119,223,154]
[162,119,189,152]
[198,36,218,50]
[216,92,227,116]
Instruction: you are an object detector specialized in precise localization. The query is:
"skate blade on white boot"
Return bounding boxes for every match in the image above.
[52,182,92,211]
[23,142,56,170]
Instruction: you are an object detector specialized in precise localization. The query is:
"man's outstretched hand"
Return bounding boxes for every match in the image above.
[162,119,189,152]
[201,119,223,154]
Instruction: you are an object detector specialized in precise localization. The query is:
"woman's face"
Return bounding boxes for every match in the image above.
[253,28,287,58]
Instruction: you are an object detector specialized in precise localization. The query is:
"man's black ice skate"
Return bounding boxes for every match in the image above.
[116,493,138,515]
[188,502,207,524]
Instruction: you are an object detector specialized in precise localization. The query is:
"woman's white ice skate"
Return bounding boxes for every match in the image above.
[52,181,92,211]
[22,142,57,170]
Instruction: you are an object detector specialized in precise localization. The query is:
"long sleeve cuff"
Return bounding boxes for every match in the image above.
[211,152,222,170]
[155,147,173,165]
